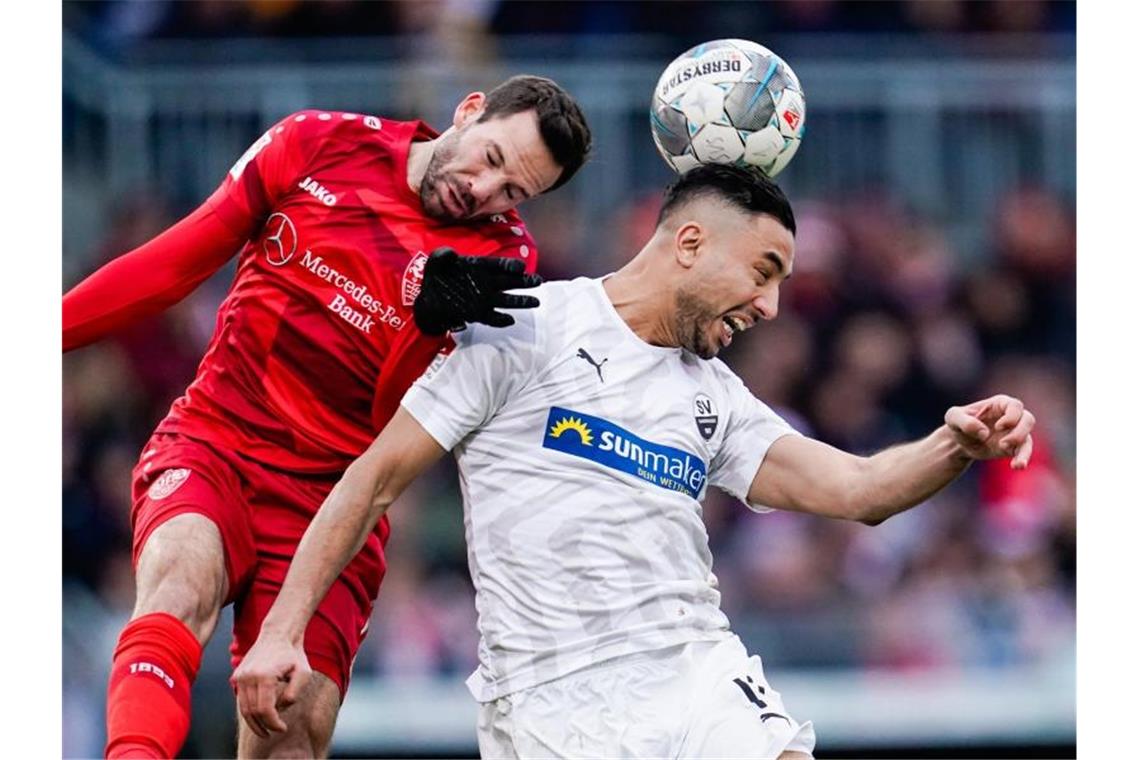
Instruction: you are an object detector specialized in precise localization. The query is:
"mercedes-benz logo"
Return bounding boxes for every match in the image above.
[263,212,297,266]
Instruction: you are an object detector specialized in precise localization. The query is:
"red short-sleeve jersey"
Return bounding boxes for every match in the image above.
[157,110,539,474]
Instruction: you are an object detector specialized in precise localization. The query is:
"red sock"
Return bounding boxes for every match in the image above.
[105,612,203,759]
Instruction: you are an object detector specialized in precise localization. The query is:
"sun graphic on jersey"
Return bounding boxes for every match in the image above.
[548,416,594,446]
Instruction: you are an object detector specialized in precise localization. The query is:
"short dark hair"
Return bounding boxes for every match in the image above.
[657,164,796,235]
[478,75,592,192]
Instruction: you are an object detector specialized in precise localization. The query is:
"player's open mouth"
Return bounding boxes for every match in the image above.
[718,315,749,347]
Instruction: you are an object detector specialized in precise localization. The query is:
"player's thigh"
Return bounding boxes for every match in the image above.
[132,513,229,642]
[680,637,816,759]
[231,546,382,702]
[130,436,259,642]
[236,670,341,759]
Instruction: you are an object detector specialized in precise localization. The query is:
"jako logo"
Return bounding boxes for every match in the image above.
[542,407,707,498]
[299,176,337,206]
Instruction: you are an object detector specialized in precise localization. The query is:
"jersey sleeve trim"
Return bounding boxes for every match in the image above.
[709,366,803,512]
[739,429,802,513]
[399,394,464,452]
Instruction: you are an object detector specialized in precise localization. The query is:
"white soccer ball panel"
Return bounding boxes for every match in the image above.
[766,137,801,178]
[691,124,745,164]
[743,126,785,167]
[654,40,752,108]
[679,82,728,128]
[669,152,704,174]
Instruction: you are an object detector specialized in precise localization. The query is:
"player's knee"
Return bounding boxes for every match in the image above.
[133,578,222,642]
[133,514,228,640]
[237,673,339,759]
[238,716,333,760]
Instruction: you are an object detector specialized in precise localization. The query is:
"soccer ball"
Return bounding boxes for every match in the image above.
[650,39,806,177]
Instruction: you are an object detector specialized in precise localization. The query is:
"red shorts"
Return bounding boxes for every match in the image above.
[130,431,389,699]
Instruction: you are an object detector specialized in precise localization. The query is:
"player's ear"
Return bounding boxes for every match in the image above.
[674,221,703,269]
[453,92,487,129]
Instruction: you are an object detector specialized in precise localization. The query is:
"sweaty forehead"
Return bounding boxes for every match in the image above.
[475,111,561,194]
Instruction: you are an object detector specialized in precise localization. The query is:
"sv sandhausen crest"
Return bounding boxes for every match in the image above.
[694,393,718,440]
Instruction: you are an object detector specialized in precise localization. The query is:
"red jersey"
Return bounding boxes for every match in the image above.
[68,110,538,474]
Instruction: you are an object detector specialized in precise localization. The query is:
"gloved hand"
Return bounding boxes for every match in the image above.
[413,247,543,336]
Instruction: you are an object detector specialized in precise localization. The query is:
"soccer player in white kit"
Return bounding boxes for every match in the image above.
[233,164,1036,759]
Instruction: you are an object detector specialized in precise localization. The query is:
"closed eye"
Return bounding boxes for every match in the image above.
[487,144,525,201]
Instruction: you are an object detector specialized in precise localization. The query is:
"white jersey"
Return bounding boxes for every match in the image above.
[401,277,799,702]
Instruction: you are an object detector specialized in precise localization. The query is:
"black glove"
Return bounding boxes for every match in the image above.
[413,247,543,336]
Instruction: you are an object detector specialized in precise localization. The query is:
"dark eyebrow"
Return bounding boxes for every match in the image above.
[763,251,791,279]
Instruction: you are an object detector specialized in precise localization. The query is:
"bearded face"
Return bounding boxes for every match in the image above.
[673,284,724,360]
[419,129,478,223]
[416,109,563,224]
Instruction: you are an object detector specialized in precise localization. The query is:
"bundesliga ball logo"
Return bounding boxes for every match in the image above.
[650,39,806,177]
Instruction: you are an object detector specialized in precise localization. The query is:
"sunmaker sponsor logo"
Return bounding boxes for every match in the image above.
[542,407,707,498]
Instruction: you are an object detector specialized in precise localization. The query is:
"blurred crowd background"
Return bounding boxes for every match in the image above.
[63,1,1075,757]
[65,0,1076,44]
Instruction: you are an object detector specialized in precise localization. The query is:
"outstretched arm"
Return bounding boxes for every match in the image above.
[749,394,1035,525]
[64,109,326,352]
[62,199,249,352]
[231,407,447,737]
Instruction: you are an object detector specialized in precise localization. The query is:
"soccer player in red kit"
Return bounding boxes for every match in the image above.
[62,75,591,758]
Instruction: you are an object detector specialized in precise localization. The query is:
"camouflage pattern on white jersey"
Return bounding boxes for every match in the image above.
[401,277,799,702]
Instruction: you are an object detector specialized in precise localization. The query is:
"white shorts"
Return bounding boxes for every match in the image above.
[477,636,816,759]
